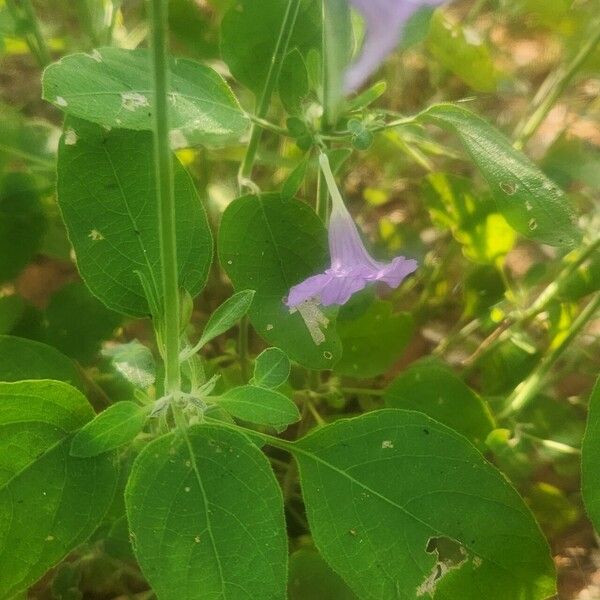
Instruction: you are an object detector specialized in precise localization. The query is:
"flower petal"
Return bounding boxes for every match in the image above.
[372,256,418,287]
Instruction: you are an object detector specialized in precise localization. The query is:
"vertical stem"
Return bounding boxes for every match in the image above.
[238,316,250,382]
[238,0,301,185]
[500,292,600,418]
[6,0,51,66]
[148,0,181,397]
[316,168,329,223]
[514,21,600,149]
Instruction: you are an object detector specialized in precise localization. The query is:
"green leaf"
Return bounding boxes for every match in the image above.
[427,11,497,92]
[384,360,495,450]
[335,299,413,378]
[217,385,299,432]
[70,401,148,458]
[419,103,581,247]
[57,119,213,317]
[43,48,247,147]
[219,193,341,369]
[220,0,321,97]
[0,380,119,598]
[0,172,46,283]
[294,410,555,600]
[44,282,122,363]
[198,290,255,348]
[125,424,287,600]
[288,547,357,600]
[253,347,290,389]
[279,49,309,115]
[581,377,600,531]
[0,335,82,389]
[103,340,156,389]
[281,154,310,200]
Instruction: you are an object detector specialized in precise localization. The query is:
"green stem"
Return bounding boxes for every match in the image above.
[238,0,301,187]
[500,292,600,419]
[6,0,50,66]
[149,0,181,398]
[238,315,250,382]
[514,20,600,149]
[342,387,385,397]
[518,430,581,456]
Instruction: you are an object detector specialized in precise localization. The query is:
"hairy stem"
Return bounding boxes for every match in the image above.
[148,0,181,398]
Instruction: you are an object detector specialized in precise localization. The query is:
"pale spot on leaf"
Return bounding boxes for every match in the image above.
[121,91,150,111]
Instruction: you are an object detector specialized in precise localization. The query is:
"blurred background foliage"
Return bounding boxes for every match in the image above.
[0,0,599,598]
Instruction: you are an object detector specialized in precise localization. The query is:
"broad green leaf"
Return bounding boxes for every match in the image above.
[219,193,341,369]
[580,377,600,530]
[279,49,310,115]
[427,11,497,92]
[217,384,299,432]
[103,340,156,389]
[253,347,290,389]
[220,0,321,97]
[44,282,122,364]
[0,335,82,390]
[198,290,255,348]
[335,299,413,378]
[0,172,46,283]
[288,547,356,600]
[419,103,581,247]
[384,360,495,449]
[0,380,119,598]
[71,401,148,457]
[423,173,516,265]
[125,424,287,600]
[43,48,247,147]
[294,410,555,600]
[281,154,309,200]
[57,119,213,317]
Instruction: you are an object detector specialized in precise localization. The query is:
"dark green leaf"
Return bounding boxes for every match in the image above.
[219,193,341,369]
[279,49,309,115]
[125,424,287,599]
[281,154,309,200]
[580,377,600,530]
[419,103,581,247]
[57,119,213,317]
[198,290,255,348]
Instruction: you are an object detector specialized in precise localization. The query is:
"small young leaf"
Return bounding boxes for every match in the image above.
[0,380,118,598]
[419,103,581,247]
[43,48,247,146]
[582,377,600,531]
[103,340,156,389]
[70,401,148,458]
[57,119,213,317]
[125,424,288,600]
[294,410,556,600]
[253,347,291,389]
[384,359,495,450]
[218,385,299,431]
[0,335,82,389]
[281,154,309,200]
[198,290,255,349]
[219,193,341,369]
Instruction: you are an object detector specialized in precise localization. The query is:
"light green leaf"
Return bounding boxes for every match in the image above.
[217,385,299,432]
[419,103,581,247]
[384,359,495,450]
[0,335,82,389]
[281,154,309,200]
[43,48,247,147]
[335,299,413,378]
[125,424,287,600]
[219,193,341,369]
[253,347,290,389]
[0,172,46,283]
[427,11,497,92]
[582,377,600,531]
[70,401,148,458]
[288,547,356,600]
[103,340,156,389]
[57,119,213,317]
[220,0,321,97]
[198,290,255,349]
[294,410,556,600]
[0,380,119,598]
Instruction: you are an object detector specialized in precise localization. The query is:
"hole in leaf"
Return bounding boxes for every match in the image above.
[416,536,469,597]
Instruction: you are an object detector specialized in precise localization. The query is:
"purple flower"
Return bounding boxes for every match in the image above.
[286,153,417,308]
[345,0,447,93]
